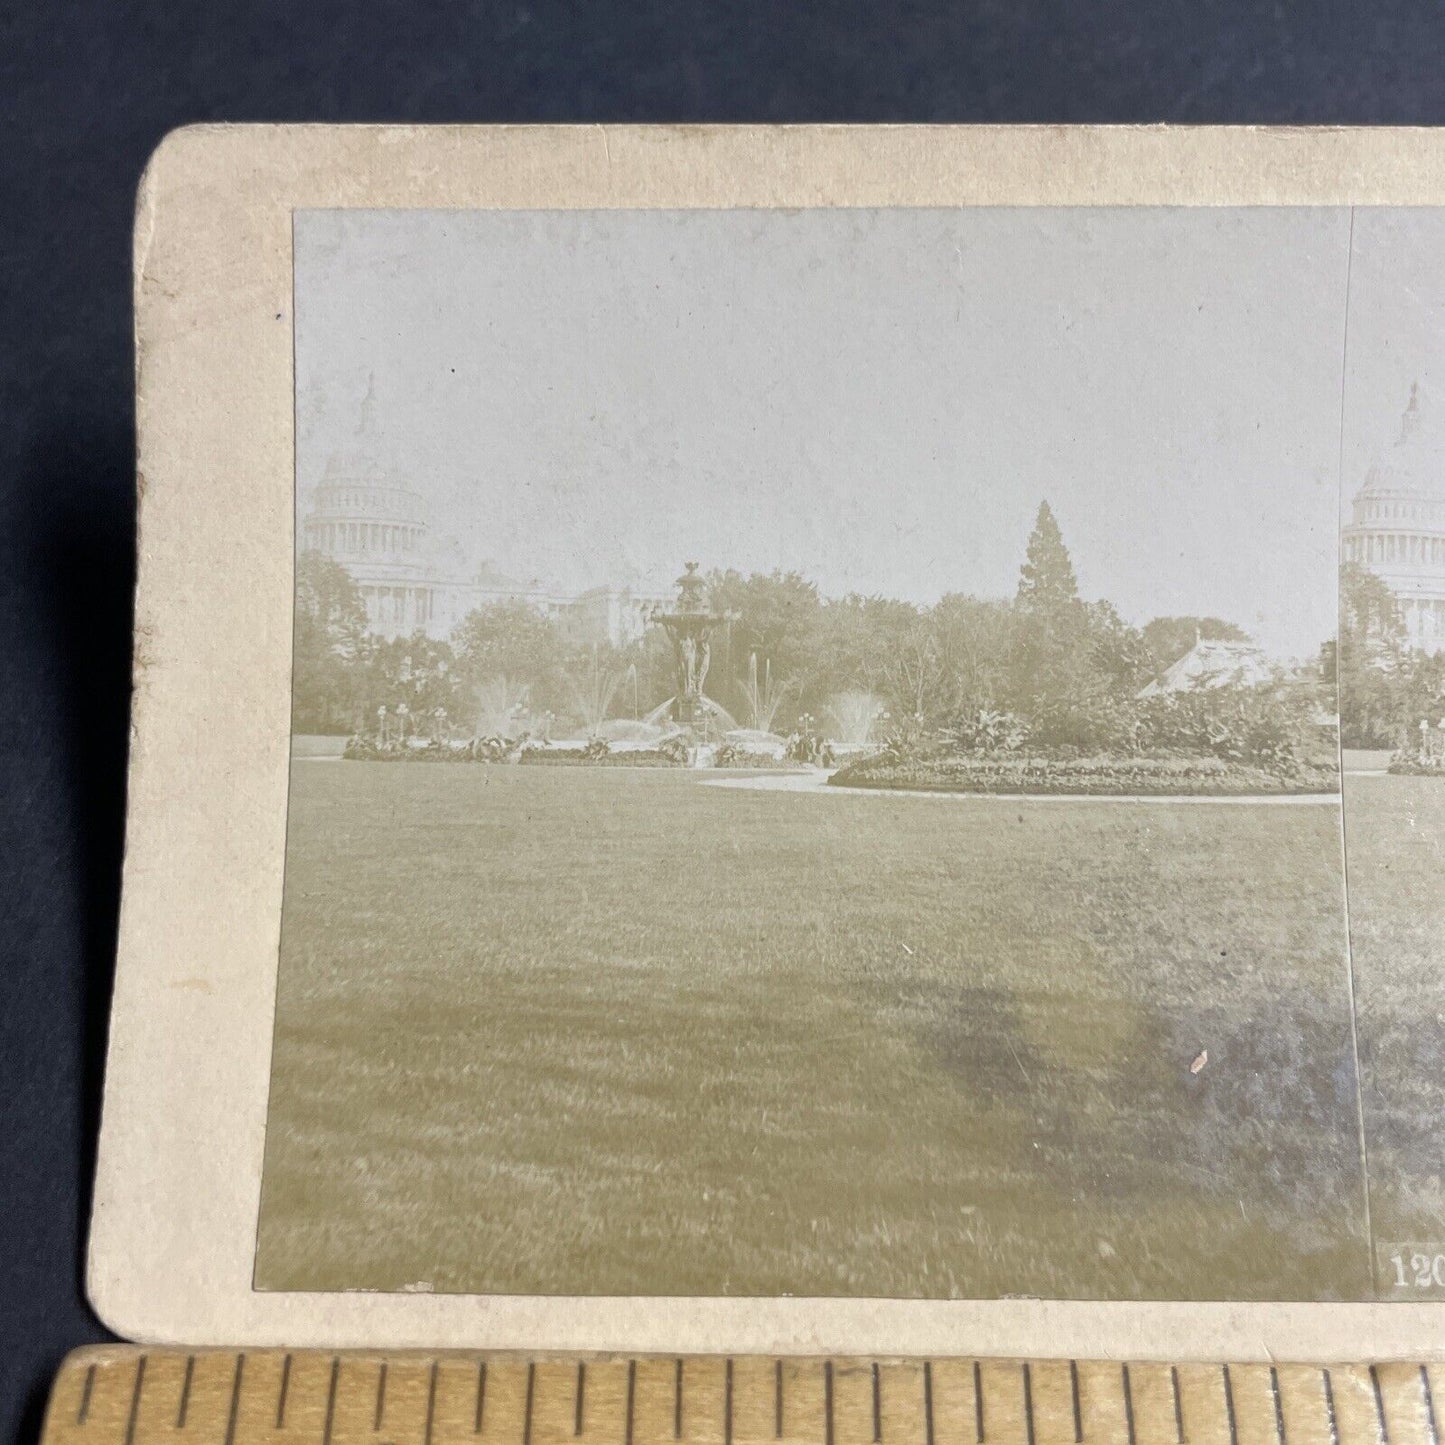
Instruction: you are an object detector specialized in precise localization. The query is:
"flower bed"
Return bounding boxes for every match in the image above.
[713,741,808,769]
[1387,750,1445,776]
[341,738,686,766]
[517,746,683,767]
[828,751,1339,796]
[342,738,467,762]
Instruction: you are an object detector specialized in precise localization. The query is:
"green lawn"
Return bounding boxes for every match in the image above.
[1345,775,1445,1286]
[255,762,1372,1300]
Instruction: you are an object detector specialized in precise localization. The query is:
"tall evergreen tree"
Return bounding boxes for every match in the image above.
[1016,501,1079,610]
[1005,500,1149,748]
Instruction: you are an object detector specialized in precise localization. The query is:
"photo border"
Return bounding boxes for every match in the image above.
[91,123,1445,1355]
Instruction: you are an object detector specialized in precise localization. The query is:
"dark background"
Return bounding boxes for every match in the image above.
[3,3,1444,1443]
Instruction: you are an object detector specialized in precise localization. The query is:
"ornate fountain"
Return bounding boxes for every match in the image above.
[654,562,727,731]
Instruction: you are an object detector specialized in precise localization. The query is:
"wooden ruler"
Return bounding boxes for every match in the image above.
[38,1350,1445,1445]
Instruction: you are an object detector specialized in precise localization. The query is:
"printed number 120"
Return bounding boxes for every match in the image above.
[1391,1252,1445,1290]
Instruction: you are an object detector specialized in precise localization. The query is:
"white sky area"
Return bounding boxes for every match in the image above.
[1341,209,1445,510]
[294,206,1445,660]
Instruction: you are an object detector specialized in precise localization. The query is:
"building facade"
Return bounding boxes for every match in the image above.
[1342,387,1445,653]
[1138,638,1274,696]
[301,473,667,648]
[301,478,453,636]
[557,585,665,649]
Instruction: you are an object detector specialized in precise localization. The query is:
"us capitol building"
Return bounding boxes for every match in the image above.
[1342,386,1445,653]
[301,461,666,648]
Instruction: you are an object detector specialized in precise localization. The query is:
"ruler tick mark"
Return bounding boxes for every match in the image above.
[123,1356,146,1445]
[177,1355,195,1430]
[68,1348,1432,1445]
[1371,1366,1389,1445]
[277,1356,293,1431]
[321,1358,338,1445]
[226,1356,248,1445]
[78,1365,96,1426]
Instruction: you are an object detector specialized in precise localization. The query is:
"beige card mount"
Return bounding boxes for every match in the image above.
[93,124,1445,1358]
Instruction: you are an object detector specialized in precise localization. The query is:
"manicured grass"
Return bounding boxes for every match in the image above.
[1346,775,1445,1279]
[256,762,1369,1300]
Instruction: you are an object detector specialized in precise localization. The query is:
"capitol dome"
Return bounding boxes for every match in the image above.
[301,423,446,638]
[299,375,458,638]
[303,474,441,635]
[1342,385,1445,652]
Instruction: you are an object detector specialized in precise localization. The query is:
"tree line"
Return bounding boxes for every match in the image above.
[294,501,1331,747]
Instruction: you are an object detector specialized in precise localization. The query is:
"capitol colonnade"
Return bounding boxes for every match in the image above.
[302,477,447,637]
[300,471,670,646]
[1344,531,1445,567]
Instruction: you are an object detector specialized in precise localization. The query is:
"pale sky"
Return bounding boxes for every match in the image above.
[1341,209,1445,509]
[294,206,1443,660]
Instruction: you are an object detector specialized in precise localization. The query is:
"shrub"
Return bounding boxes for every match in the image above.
[1134,686,1322,774]
[1388,749,1445,776]
[342,737,464,763]
[657,735,690,765]
[342,735,393,761]
[582,736,611,761]
[716,741,797,768]
[516,744,683,767]
[878,711,937,762]
[470,735,515,763]
[1024,692,1140,754]
[944,707,1029,754]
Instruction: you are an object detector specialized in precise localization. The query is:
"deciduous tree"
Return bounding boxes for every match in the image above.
[1141,616,1249,674]
[1334,561,1408,748]
[292,551,369,734]
[453,600,567,709]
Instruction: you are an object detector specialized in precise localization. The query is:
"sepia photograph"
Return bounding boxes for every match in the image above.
[251,203,1442,1304]
[1333,210,1445,1298]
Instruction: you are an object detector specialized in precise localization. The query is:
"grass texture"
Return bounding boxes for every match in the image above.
[255,762,1375,1300]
